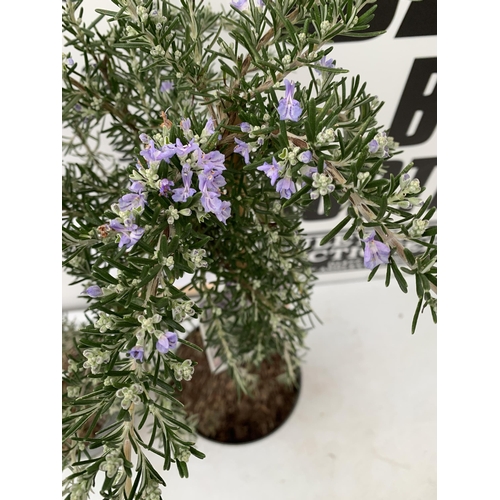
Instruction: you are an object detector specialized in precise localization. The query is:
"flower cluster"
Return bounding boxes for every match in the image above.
[116,383,144,410]
[82,348,111,374]
[99,448,124,479]
[256,147,316,200]
[134,120,232,224]
[388,173,423,209]
[368,131,398,159]
[99,179,148,251]
[97,118,233,254]
[171,359,195,381]
[139,484,163,500]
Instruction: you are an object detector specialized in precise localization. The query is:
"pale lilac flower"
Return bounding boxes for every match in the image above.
[180,118,191,132]
[156,331,178,353]
[277,79,302,122]
[199,180,231,223]
[257,157,281,186]
[368,139,379,153]
[74,104,82,112]
[160,80,174,92]
[314,55,335,75]
[109,217,145,249]
[84,285,103,298]
[130,181,145,193]
[118,193,146,212]
[128,346,144,362]
[200,190,223,214]
[66,57,75,67]
[301,166,318,187]
[159,178,174,196]
[139,133,150,143]
[276,176,296,199]
[299,150,312,163]
[361,231,391,270]
[204,118,215,135]
[234,138,251,164]
[172,166,196,203]
[171,183,196,203]
[199,169,226,192]
[231,0,248,9]
[232,0,262,10]
[173,138,200,158]
[140,140,177,164]
[215,201,231,224]
[118,181,147,211]
[303,166,318,178]
[240,122,252,133]
[197,150,226,173]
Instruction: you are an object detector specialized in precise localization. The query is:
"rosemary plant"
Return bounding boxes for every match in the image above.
[62,0,437,498]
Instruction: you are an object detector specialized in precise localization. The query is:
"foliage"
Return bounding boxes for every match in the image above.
[62,0,437,498]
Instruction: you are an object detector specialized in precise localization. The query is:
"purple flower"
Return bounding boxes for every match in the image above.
[139,133,150,143]
[277,79,302,122]
[299,150,312,163]
[361,231,391,270]
[118,181,147,212]
[231,0,249,10]
[180,118,191,132]
[160,80,174,92]
[204,118,215,135]
[240,122,252,133]
[303,166,318,178]
[156,331,178,354]
[215,201,231,224]
[172,165,196,203]
[83,285,103,298]
[199,169,226,192]
[200,190,223,214]
[130,181,145,193]
[199,183,231,223]
[128,346,144,362]
[368,139,379,153]
[197,150,226,173]
[234,138,251,164]
[257,157,281,186]
[109,217,145,249]
[231,0,263,10]
[172,185,196,203]
[118,193,146,212]
[314,55,335,75]
[301,166,318,187]
[159,178,174,196]
[174,138,200,158]
[66,57,75,67]
[140,140,177,164]
[276,177,296,199]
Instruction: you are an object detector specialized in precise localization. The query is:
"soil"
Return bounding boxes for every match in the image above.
[175,329,301,444]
